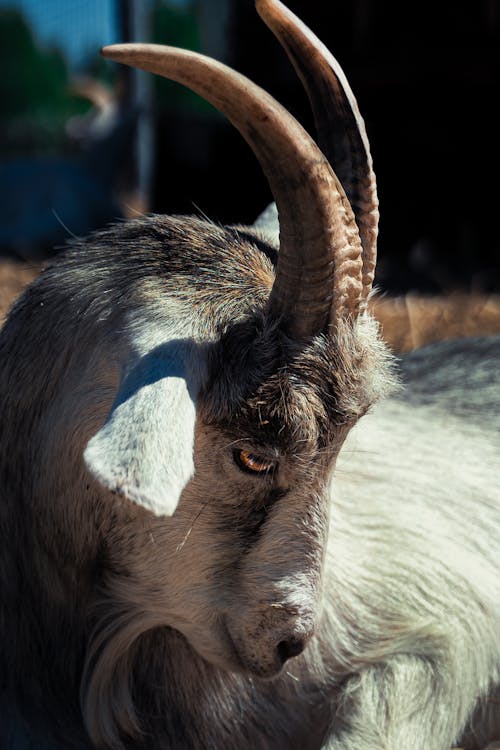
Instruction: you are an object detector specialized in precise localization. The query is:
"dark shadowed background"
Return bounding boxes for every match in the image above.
[1,0,499,296]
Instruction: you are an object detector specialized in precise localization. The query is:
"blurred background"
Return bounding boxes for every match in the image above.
[1,0,499,349]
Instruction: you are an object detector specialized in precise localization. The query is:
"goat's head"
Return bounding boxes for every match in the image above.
[78,0,395,736]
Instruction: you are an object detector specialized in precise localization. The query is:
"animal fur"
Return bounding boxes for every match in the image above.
[1,0,499,746]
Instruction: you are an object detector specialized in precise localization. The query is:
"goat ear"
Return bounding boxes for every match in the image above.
[252,202,279,247]
[84,344,199,516]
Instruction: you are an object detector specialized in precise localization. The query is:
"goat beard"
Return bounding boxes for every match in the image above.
[81,604,240,749]
[81,606,149,747]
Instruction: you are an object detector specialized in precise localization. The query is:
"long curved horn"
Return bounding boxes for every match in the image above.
[256,0,378,308]
[101,44,363,337]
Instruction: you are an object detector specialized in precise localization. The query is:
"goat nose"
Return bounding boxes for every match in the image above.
[276,636,307,665]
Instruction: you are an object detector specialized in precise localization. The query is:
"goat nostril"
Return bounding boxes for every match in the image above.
[277,637,306,664]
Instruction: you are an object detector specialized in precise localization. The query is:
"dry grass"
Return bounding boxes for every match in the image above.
[371,293,500,353]
[1,259,500,353]
[0,260,44,324]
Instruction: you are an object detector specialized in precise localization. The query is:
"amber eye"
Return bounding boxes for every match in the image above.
[233,449,276,476]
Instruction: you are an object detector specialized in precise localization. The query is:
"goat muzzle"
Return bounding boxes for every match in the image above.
[225,607,315,678]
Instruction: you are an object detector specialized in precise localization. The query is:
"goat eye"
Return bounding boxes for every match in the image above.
[233,449,276,476]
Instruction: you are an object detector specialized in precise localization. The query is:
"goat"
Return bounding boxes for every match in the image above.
[0,0,499,748]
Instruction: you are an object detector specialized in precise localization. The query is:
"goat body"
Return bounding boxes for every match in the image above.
[1,0,499,748]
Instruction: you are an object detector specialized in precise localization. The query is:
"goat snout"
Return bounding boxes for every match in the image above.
[226,607,315,678]
[277,635,307,663]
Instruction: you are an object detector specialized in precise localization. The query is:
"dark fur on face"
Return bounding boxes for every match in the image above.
[201,312,397,456]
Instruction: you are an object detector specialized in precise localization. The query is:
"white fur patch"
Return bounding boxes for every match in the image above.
[252,202,279,247]
[84,304,203,516]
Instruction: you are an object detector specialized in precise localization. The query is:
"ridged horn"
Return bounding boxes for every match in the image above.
[101,39,363,337]
[256,0,378,308]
